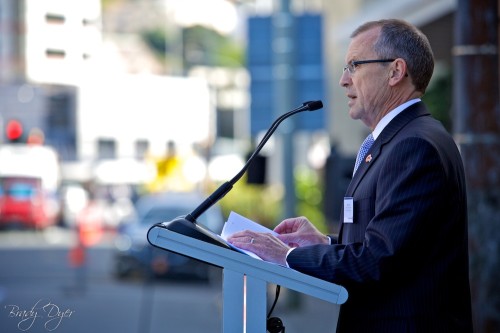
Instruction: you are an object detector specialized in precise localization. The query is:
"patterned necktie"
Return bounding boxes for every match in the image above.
[353,133,374,175]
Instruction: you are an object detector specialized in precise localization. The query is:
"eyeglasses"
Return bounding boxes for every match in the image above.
[343,59,395,75]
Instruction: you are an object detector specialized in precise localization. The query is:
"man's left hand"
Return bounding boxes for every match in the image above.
[228,230,290,266]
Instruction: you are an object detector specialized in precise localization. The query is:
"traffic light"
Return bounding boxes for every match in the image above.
[5,119,24,143]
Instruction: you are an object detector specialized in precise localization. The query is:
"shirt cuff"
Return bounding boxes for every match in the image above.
[285,247,296,268]
[285,236,331,267]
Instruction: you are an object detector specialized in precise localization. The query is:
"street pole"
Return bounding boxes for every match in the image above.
[453,0,500,331]
[273,0,296,221]
[273,0,301,310]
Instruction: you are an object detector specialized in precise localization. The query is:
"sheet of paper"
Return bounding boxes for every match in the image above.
[221,211,278,260]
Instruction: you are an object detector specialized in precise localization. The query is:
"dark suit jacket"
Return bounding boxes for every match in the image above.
[287,102,473,333]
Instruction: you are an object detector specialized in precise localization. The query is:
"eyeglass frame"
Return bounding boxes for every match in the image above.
[343,59,395,75]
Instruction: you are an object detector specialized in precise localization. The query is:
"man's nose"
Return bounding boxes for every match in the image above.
[339,70,351,87]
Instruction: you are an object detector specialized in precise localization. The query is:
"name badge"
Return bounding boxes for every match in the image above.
[343,197,354,223]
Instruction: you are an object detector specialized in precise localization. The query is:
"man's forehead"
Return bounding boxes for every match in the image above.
[346,28,380,60]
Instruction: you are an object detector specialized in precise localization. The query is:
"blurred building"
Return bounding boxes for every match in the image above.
[0,0,216,172]
[0,0,101,160]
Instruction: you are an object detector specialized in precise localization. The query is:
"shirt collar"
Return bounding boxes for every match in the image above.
[372,98,421,140]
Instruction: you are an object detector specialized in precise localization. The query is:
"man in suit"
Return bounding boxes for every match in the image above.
[228,19,473,332]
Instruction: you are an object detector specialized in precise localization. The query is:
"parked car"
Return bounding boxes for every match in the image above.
[113,191,224,282]
[0,176,59,229]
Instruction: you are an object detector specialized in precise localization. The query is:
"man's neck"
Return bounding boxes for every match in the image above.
[372,98,421,139]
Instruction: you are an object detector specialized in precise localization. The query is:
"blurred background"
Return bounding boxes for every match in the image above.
[0,0,498,332]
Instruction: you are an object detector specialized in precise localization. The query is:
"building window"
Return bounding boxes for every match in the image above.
[45,13,65,24]
[135,139,149,160]
[45,49,66,59]
[97,139,116,160]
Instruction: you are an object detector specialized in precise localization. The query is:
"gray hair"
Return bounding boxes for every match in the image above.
[351,19,434,93]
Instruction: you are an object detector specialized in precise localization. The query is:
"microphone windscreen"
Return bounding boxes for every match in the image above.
[306,100,323,111]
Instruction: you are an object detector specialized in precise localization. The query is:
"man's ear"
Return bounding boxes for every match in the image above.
[388,58,408,86]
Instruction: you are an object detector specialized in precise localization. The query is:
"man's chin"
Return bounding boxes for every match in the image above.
[348,109,360,120]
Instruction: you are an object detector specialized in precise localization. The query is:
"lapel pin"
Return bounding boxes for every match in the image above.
[365,154,372,163]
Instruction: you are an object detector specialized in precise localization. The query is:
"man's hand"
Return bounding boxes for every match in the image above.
[227,217,329,266]
[227,231,290,266]
[274,216,329,247]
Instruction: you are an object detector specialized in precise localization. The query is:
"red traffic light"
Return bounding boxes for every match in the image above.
[6,120,23,141]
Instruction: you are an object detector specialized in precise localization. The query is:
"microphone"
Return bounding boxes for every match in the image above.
[151,100,323,249]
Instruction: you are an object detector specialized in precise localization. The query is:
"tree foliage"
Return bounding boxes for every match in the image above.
[141,25,244,72]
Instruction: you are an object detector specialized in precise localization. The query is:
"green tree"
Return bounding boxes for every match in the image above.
[422,70,452,131]
[141,25,244,72]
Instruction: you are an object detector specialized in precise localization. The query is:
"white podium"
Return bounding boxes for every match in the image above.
[148,224,348,333]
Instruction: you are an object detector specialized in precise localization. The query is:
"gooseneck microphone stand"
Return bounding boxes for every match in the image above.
[154,100,323,248]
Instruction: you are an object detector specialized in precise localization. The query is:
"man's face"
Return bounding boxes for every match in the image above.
[339,27,391,129]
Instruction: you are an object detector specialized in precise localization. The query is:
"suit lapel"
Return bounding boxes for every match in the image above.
[345,102,430,196]
[338,102,430,240]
